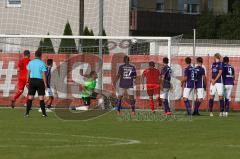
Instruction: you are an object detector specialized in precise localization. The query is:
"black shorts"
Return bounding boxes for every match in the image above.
[82,92,98,106]
[28,78,45,96]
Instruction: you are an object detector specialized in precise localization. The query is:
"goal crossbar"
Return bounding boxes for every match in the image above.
[0,34,172,41]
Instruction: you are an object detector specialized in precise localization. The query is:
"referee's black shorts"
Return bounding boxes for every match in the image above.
[28,78,45,96]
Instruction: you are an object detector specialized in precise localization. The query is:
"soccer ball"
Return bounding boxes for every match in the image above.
[131,38,137,44]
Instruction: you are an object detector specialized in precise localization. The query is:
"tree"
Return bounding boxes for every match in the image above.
[89,29,97,48]
[58,22,77,53]
[38,33,55,53]
[38,39,44,51]
[95,29,109,54]
[82,26,95,53]
[196,1,240,40]
[102,29,109,54]
[81,27,109,54]
[217,1,240,39]
[196,12,217,39]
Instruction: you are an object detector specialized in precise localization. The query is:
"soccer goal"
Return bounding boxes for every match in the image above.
[0,34,184,119]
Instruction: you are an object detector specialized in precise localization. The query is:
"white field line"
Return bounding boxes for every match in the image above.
[0,132,141,148]
[53,109,114,122]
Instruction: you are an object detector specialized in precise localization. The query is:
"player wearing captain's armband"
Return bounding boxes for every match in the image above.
[181,57,195,115]
[142,61,161,113]
[160,57,172,116]
[193,57,206,116]
[114,56,137,116]
[209,53,224,117]
[222,56,235,117]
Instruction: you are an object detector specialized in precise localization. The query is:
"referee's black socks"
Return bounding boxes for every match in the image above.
[40,100,47,116]
[26,99,33,115]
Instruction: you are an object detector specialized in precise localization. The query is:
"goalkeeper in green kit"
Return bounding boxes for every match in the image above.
[75,71,105,111]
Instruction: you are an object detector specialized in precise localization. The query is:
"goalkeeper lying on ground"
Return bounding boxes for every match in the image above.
[73,71,110,111]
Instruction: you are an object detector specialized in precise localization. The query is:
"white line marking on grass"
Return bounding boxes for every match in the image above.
[0,145,29,148]
[53,108,114,122]
[16,132,141,148]
[79,110,114,122]
[225,145,240,148]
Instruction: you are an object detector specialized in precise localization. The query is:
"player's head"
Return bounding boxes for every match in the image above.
[35,50,42,59]
[47,59,53,67]
[214,53,221,62]
[163,57,169,65]
[123,56,129,64]
[89,71,98,80]
[185,57,191,65]
[23,50,30,58]
[223,56,229,64]
[196,57,203,65]
[149,61,155,68]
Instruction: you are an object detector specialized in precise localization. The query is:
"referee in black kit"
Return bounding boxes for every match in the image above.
[25,50,47,117]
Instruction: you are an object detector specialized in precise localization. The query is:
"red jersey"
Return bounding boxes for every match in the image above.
[18,58,30,79]
[143,68,160,84]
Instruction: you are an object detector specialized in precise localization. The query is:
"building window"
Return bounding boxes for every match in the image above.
[208,0,213,11]
[6,0,21,8]
[184,3,200,14]
[131,0,138,10]
[156,3,164,12]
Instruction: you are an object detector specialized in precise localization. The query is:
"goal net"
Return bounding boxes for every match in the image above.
[0,35,183,119]
[0,0,130,37]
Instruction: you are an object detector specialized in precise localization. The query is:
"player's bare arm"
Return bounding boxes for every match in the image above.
[233,67,235,81]
[113,73,120,88]
[26,70,30,88]
[42,72,47,89]
[159,76,163,89]
[212,70,222,85]
[203,75,207,90]
[141,74,145,90]
[181,76,187,87]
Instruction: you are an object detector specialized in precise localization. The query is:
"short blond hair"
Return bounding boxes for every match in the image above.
[214,53,221,59]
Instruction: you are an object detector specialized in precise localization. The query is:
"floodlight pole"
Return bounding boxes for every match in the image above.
[79,0,84,52]
[192,29,196,116]
[193,29,196,64]
[98,0,104,92]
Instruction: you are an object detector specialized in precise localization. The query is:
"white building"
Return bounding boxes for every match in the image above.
[0,0,130,36]
[0,0,130,52]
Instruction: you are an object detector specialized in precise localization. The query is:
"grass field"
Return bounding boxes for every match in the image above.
[0,108,240,159]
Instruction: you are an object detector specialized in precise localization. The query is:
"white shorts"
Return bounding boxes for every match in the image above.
[196,88,204,99]
[45,88,53,97]
[117,88,134,97]
[224,85,233,100]
[160,88,169,99]
[183,88,194,99]
[210,83,223,96]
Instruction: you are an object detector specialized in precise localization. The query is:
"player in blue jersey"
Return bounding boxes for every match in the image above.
[45,59,54,112]
[181,57,195,115]
[160,57,172,115]
[193,57,206,116]
[38,59,54,113]
[209,53,224,117]
[222,56,235,117]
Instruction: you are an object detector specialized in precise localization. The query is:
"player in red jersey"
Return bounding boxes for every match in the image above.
[142,61,161,112]
[11,50,31,108]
